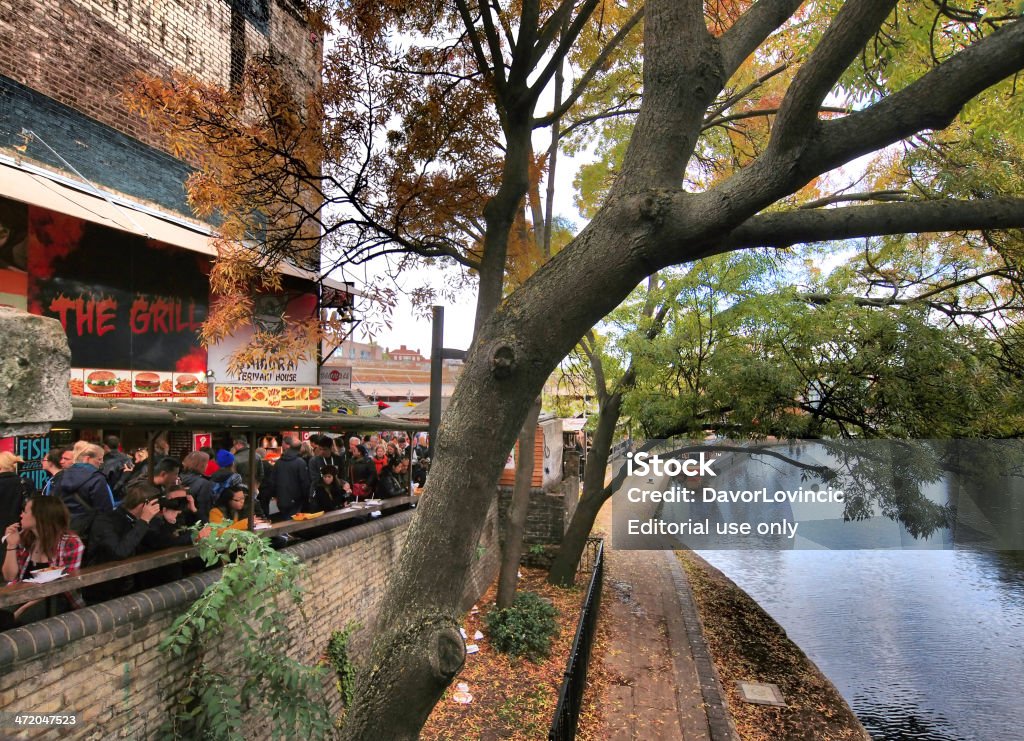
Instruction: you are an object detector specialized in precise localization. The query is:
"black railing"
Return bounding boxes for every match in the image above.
[549,537,604,741]
[576,535,603,578]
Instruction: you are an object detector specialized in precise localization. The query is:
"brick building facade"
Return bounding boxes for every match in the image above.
[0,0,320,216]
[0,1,337,408]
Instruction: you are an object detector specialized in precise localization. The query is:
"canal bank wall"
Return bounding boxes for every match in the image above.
[0,505,502,739]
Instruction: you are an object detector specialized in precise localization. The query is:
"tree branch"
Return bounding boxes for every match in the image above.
[581,329,609,405]
[559,104,641,140]
[703,105,850,130]
[454,0,504,93]
[798,190,910,209]
[719,0,804,78]
[534,6,645,128]
[475,0,509,92]
[770,0,899,153]
[718,198,1024,251]
[813,18,1024,177]
[615,0,720,190]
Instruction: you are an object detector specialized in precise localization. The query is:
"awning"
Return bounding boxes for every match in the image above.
[0,157,319,281]
[323,388,372,408]
[70,397,426,432]
[0,157,216,254]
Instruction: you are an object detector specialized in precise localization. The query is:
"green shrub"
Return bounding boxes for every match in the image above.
[484,591,559,661]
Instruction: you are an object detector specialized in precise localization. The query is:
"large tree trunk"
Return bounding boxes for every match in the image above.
[340,205,655,740]
[339,3,1024,737]
[497,396,542,607]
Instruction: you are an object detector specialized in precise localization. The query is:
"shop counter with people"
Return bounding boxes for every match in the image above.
[0,496,417,614]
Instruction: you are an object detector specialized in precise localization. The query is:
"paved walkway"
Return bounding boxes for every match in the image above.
[593,496,735,740]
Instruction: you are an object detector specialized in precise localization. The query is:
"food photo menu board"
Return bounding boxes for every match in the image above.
[213,385,322,411]
[69,369,207,401]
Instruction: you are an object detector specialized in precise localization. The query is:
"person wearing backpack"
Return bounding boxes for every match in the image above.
[0,451,33,533]
[210,450,244,502]
[57,444,115,543]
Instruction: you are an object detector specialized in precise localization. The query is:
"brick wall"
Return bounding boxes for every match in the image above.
[0,505,500,739]
[0,0,319,214]
[497,464,581,568]
[0,77,197,217]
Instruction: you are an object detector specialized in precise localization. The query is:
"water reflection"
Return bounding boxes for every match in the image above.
[698,548,1024,740]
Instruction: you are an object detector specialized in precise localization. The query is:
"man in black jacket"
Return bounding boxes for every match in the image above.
[260,436,309,520]
[308,434,345,491]
[84,482,162,602]
[101,435,133,490]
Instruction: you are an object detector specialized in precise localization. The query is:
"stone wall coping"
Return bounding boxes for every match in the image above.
[0,510,415,669]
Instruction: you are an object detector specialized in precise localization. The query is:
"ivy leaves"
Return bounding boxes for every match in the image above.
[159,525,334,740]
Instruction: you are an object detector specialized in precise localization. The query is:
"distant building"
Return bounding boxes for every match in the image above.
[387,344,427,362]
[327,339,386,363]
[322,339,462,403]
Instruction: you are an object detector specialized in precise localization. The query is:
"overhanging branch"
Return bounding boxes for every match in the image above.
[717,198,1024,251]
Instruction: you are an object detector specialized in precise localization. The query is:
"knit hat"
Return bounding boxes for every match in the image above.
[215,449,235,468]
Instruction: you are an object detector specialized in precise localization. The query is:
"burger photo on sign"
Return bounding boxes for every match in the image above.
[134,371,161,394]
[86,370,118,394]
[175,373,200,394]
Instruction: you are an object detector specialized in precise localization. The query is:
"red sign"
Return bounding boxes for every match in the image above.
[193,433,212,450]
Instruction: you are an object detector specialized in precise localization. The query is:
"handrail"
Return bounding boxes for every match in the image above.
[0,497,417,610]
[549,538,605,740]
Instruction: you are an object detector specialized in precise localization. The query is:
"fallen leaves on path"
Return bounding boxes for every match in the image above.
[421,566,611,740]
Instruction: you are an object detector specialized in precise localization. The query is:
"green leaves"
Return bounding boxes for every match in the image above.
[484,591,559,662]
[159,526,334,739]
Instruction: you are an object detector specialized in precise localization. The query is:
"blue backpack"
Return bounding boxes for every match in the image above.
[211,472,244,498]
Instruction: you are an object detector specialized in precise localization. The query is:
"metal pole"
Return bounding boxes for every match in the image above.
[429,305,443,459]
[246,429,257,531]
[146,431,158,485]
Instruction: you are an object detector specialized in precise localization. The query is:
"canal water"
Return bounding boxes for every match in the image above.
[698,548,1024,740]
[665,444,1024,740]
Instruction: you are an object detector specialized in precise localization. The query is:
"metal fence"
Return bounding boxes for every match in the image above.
[549,537,605,741]
[575,535,604,578]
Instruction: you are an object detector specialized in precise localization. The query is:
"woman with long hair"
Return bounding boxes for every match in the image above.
[373,444,388,475]
[2,496,85,624]
[308,466,350,512]
[208,484,268,531]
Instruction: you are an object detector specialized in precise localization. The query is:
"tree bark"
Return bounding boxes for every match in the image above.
[339,3,1024,737]
[497,396,542,607]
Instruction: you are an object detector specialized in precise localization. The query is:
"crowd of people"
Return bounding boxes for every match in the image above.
[0,429,429,629]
